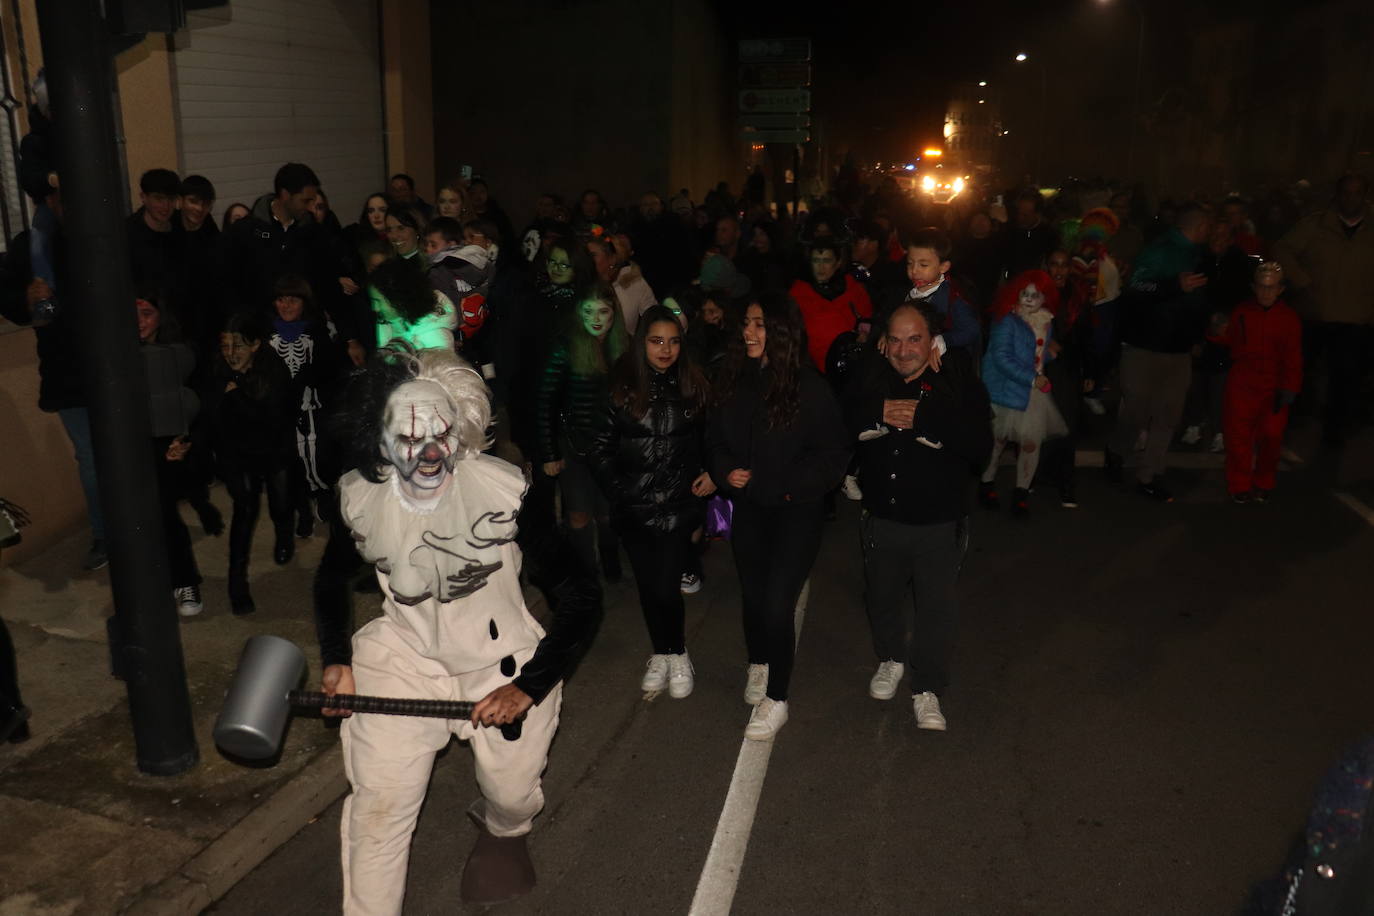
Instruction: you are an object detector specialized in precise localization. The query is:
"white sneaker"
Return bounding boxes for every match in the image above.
[913,691,947,730]
[744,664,768,705]
[868,660,905,700]
[641,654,670,692]
[841,474,863,501]
[174,585,203,618]
[744,697,788,741]
[1083,396,1106,416]
[1180,425,1202,446]
[1209,432,1225,453]
[667,652,695,699]
[680,573,702,594]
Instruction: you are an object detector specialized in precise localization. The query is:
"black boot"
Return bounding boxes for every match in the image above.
[192,499,224,537]
[229,567,256,616]
[1,698,30,743]
[460,824,536,905]
[978,481,1000,510]
[1011,487,1031,517]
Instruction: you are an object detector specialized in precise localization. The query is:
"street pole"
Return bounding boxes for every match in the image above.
[37,0,199,776]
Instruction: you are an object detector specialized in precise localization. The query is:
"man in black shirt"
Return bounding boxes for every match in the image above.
[843,300,991,731]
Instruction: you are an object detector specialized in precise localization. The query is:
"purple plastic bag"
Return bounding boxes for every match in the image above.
[704,494,733,540]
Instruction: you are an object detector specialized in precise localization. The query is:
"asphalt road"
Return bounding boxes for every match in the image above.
[212,446,1374,915]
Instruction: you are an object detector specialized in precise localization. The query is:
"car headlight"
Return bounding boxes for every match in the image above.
[921,175,936,193]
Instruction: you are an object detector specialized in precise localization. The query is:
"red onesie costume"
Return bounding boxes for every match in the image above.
[1217,298,1302,495]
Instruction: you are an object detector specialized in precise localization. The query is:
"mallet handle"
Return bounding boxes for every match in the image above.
[287,691,523,740]
[289,690,475,718]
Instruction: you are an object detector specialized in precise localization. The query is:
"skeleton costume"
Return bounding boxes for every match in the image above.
[268,317,332,493]
[320,346,599,914]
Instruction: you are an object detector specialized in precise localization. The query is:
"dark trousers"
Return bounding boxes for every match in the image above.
[861,514,967,696]
[223,460,291,578]
[730,499,826,701]
[1303,320,1374,442]
[155,446,202,589]
[622,525,694,655]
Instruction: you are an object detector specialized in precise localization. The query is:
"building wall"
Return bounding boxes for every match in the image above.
[0,330,84,567]
[382,0,434,202]
[116,36,180,208]
[432,0,731,225]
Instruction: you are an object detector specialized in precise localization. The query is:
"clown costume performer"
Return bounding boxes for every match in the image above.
[979,270,1069,516]
[316,345,599,913]
[1213,261,1303,502]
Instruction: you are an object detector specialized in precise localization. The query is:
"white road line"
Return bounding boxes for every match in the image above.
[688,580,810,916]
[1334,491,1374,527]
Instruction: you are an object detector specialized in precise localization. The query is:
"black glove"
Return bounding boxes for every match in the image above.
[1273,390,1296,413]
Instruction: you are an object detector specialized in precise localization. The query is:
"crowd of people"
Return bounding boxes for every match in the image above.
[1,149,1371,721]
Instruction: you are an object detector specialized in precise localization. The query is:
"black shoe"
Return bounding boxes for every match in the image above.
[1059,486,1079,509]
[1230,490,1250,504]
[1,702,31,743]
[193,501,224,537]
[274,538,294,565]
[1252,489,1270,504]
[229,577,256,616]
[1137,478,1174,503]
[1011,487,1031,517]
[978,481,1000,511]
[1103,448,1124,484]
[295,511,314,539]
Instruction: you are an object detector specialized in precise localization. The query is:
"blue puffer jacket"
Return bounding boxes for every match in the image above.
[982,313,1054,410]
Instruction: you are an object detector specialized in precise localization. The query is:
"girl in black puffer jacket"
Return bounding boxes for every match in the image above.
[536,284,629,581]
[592,305,716,698]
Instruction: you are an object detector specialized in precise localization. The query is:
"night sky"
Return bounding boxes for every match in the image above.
[720,0,1272,165]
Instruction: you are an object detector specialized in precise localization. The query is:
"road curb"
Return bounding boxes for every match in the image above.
[123,745,348,915]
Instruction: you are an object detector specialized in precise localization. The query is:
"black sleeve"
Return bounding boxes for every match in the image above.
[587,402,627,506]
[535,342,570,464]
[795,374,853,495]
[705,399,744,495]
[312,506,360,669]
[511,523,603,704]
[840,356,887,439]
[913,357,993,470]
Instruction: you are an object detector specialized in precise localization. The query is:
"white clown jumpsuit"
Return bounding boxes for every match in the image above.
[337,455,561,916]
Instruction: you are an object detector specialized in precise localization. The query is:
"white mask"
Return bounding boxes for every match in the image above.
[381,380,462,500]
[1018,284,1045,314]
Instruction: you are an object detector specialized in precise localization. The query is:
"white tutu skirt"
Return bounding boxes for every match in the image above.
[991,386,1068,444]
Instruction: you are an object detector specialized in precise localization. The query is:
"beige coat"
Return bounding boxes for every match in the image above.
[1274,206,1374,324]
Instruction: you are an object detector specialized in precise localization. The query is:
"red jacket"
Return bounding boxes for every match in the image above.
[1218,298,1303,392]
[791,274,873,372]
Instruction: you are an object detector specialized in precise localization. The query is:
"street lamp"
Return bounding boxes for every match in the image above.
[978,80,987,87]
[1014,52,1028,62]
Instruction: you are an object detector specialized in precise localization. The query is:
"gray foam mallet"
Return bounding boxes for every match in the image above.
[214,634,309,759]
[214,635,518,761]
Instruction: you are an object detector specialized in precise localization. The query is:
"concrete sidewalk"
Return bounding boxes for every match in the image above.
[0,492,371,915]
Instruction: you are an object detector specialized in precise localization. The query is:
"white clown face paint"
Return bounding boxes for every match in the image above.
[381,379,462,501]
[1018,284,1046,314]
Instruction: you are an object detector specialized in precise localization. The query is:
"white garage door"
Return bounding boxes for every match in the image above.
[170,0,385,223]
